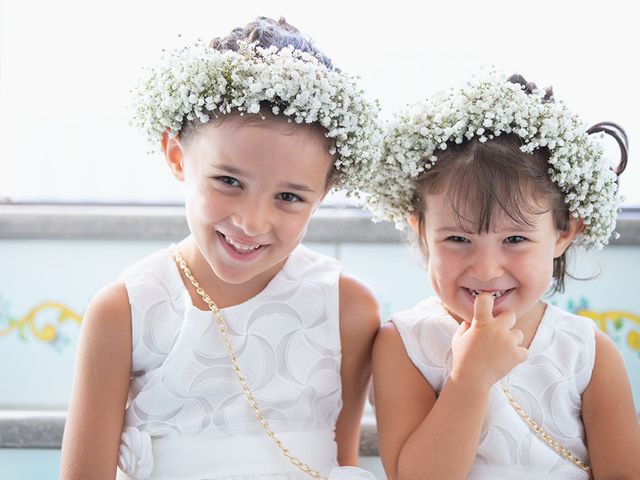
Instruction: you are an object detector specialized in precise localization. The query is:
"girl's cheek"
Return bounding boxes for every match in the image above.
[282,213,311,237]
[188,188,223,220]
[430,247,455,270]
[427,254,449,284]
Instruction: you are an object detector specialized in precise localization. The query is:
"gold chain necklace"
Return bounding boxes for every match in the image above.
[501,385,593,477]
[174,250,590,477]
[171,247,328,480]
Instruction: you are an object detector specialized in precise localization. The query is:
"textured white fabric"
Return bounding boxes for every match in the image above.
[391,297,596,480]
[116,245,351,480]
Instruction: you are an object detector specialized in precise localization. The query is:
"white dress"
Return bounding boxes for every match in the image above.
[116,245,375,480]
[391,297,595,480]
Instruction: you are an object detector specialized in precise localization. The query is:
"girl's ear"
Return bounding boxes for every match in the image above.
[162,130,186,182]
[554,217,584,258]
[407,213,420,233]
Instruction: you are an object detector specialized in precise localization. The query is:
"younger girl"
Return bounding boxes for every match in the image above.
[60,17,382,480]
[370,74,640,479]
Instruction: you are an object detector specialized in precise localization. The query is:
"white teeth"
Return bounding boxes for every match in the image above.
[470,289,507,298]
[223,234,261,252]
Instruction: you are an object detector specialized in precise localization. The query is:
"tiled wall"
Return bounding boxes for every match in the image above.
[1,239,639,411]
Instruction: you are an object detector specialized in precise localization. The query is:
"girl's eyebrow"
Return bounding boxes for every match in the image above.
[211,164,245,175]
[435,224,538,234]
[493,223,537,233]
[435,226,467,233]
[281,182,315,193]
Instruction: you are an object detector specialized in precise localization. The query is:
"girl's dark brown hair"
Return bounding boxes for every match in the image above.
[181,17,338,189]
[210,17,335,70]
[413,74,628,294]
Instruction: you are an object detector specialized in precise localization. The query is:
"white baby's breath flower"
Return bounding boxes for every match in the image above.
[132,41,383,194]
[365,73,621,250]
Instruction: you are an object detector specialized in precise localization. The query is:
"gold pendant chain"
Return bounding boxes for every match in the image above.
[501,385,593,478]
[171,247,327,480]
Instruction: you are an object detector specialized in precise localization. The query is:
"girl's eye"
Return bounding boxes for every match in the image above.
[277,192,303,203]
[505,235,526,244]
[447,235,469,243]
[216,176,241,187]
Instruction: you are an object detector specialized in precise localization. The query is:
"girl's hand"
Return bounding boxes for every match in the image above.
[450,293,528,391]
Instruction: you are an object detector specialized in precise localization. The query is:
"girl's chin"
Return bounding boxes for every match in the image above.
[440,302,471,324]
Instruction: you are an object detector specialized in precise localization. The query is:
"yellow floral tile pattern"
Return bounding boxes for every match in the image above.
[0,301,81,348]
[1,298,639,356]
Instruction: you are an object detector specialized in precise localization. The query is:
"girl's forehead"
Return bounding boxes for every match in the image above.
[424,191,551,232]
[183,116,334,187]
[187,113,330,152]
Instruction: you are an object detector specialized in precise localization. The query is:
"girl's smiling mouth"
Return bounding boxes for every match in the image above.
[465,288,513,298]
[462,288,516,307]
[218,231,268,258]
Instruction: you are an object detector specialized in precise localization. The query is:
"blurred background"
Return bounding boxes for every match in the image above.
[2,0,639,204]
[1,0,639,478]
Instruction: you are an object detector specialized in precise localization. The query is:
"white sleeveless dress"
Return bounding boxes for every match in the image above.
[116,245,374,480]
[391,297,595,480]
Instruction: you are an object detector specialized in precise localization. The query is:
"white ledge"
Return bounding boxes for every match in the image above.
[0,410,380,455]
[1,203,639,245]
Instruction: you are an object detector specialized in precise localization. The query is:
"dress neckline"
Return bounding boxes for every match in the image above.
[166,243,305,315]
[430,297,552,356]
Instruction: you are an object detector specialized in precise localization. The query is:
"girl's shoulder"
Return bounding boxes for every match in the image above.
[523,303,597,394]
[338,272,380,345]
[117,248,189,372]
[541,303,597,344]
[389,296,457,356]
[85,280,132,331]
[281,244,342,282]
[384,297,457,392]
[390,296,456,332]
[120,247,176,284]
[290,245,379,338]
[119,247,185,313]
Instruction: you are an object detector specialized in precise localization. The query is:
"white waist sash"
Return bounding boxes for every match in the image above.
[117,427,338,480]
[467,463,591,480]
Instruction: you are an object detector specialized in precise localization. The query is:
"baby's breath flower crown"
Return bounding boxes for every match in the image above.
[367,74,622,250]
[133,40,382,193]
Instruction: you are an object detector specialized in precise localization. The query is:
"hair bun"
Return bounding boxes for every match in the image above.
[209,17,334,69]
[587,121,629,177]
[507,73,554,102]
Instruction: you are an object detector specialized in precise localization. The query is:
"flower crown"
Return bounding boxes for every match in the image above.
[366,74,622,250]
[132,41,383,193]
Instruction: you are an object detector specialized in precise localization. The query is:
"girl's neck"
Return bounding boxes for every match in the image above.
[176,237,286,310]
[515,300,547,349]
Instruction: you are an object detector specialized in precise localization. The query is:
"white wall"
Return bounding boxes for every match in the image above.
[1,0,638,204]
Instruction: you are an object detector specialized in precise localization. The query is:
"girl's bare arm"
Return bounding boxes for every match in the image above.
[582,329,640,479]
[373,323,490,480]
[334,274,380,465]
[60,281,132,479]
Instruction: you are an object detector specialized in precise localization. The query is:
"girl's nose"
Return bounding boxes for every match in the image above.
[232,199,271,237]
[467,247,505,282]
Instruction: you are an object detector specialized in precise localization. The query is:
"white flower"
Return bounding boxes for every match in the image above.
[118,426,154,479]
[132,41,383,195]
[364,73,621,250]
